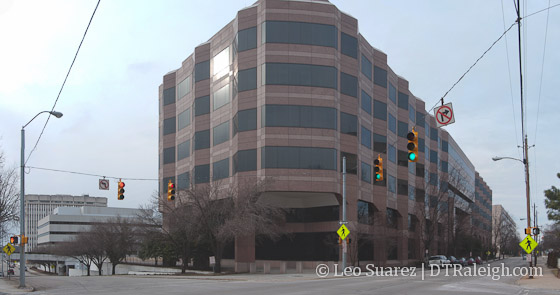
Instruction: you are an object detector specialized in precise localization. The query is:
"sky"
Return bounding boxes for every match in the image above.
[0,0,558,237]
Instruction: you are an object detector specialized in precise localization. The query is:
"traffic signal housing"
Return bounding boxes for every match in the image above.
[374,155,383,181]
[118,180,125,200]
[525,227,531,235]
[10,236,18,244]
[407,128,418,162]
[167,180,175,201]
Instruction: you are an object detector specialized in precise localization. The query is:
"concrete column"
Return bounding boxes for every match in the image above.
[296,261,303,273]
[279,262,287,274]
[263,262,271,274]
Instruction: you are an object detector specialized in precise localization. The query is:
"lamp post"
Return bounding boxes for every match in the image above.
[492,144,532,278]
[20,111,63,287]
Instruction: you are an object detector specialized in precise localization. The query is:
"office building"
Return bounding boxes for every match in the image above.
[158,0,492,270]
[25,194,107,252]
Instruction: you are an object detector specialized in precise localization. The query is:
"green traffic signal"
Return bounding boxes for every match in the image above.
[376,174,381,180]
[408,152,416,161]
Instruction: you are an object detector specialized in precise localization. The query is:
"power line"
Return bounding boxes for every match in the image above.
[501,0,522,159]
[27,166,158,181]
[534,0,551,146]
[25,0,101,166]
[427,21,517,114]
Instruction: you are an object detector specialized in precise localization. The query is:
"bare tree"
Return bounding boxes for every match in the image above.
[0,150,19,230]
[492,212,518,258]
[182,179,284,273]
[90,217,137,275]
[49,234,95,276]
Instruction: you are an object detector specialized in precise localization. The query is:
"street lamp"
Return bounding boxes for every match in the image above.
[492,151,532,278]
[20,111,63,287]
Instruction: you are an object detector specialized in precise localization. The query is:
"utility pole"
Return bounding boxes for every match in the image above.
[342,156,347,270]
[533,203,537,266]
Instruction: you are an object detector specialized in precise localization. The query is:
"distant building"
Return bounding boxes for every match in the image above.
[37,206,147,248]
[492,204,516,256]
[473,173,493,249]
[25,194,107,252]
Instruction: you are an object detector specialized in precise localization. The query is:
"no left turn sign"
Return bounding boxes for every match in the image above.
[434,103,455,128]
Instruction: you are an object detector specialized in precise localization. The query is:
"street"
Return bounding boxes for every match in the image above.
[0,257,555,295]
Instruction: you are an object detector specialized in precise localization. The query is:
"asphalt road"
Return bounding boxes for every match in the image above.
[5,257,557,295]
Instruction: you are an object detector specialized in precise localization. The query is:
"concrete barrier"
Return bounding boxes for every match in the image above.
[249,263,256,273]
[263,262,271,274]
[279,262,287,274]
[296,262,303,273]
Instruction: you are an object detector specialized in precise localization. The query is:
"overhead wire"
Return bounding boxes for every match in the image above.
[25,0,101,166]
[27,166,158,181]
[501,0,522,159]
[534,0,551,146]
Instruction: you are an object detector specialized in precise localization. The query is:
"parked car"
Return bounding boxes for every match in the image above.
[475,256,483,264]
[467,258,475,265]
[449,256,459,264]
[7,269,14,275]
[428,255,450,267]
[456,257,468,266]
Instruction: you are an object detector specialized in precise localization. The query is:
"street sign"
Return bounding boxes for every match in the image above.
[99,179,110,190]
[434,103,455,128]
[486,250,491,256]
[337,224,350,240]
[3,243,15,256]
[519,235,538,254]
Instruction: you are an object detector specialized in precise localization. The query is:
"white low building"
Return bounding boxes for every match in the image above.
[37,206,147,247]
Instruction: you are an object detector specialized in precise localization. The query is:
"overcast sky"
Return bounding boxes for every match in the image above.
[0,0,558,236]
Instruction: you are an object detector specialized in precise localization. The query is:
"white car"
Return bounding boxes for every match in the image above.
[428,255,450,267]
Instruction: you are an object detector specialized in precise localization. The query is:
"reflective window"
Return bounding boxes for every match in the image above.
[440,160,449,173]
[430,127,438,141]
[238,67,257,92]
[194,164,210,184]
[194,129,210,150]
[397,179,408,196]
[361,90,372,115]
[233,108,257,135]
[340,152,357,175]
[398,121,408,138]
[442,140,449,152]
[388,113,396,134]
[233,149,257,174]
[373,133,387,154]
[373,100,387,121]
[177,76,191,99]
[213,84,230,110]
[213,47,230,78]
[213,121,229,146]
[340,112,357,136]
[361,126,372,149]
[388,145,396,163]
[398,92,409,110]
[418,138,425,153]
[429,172,438,186]
[388,83,397,104]
[195,96,210,116]
[263,21,338,48]
[361,55,372,80]
[408,214,417,230]
[409,161,415,175]
[261,146,337,170]
[163,147,175,164]
[163,87,176,106]
[177,172,190,190]
[341,32,357,58]
[340,72,358,98]
[416,163,425,178]
[262,105,337,130]
[388,175,396,193]
[386,208,398,229]
[213,158,229,180]
[263,63,337,89]
[398,150,408,167]
[358,200,375,225]
[409,104,415,123]
[237,27,257,52]
[430,149,438,164]
[178,108,191,130]
[374,66,387,88]
[195,60,210,82]
[361,161,371,183]
[177,139,190,161]
[163,117,176,135]
[416,111,425,127]
[285,206,339,223]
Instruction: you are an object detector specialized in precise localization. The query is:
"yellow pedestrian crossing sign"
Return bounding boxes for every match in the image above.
[337,224,350,240]
[3,243,15,256]
[519,235,538,254]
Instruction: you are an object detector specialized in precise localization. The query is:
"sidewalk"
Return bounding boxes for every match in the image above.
[517,266,560,290]
[0,277,35,294]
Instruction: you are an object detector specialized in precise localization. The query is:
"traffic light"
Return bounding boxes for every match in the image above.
[533,227,540,235]
[167,180,175,201]
[525,227,531,235]
[118,180,125,200]
[374,155,383,181]
[407,128,418,162]
[10,236,18,244]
